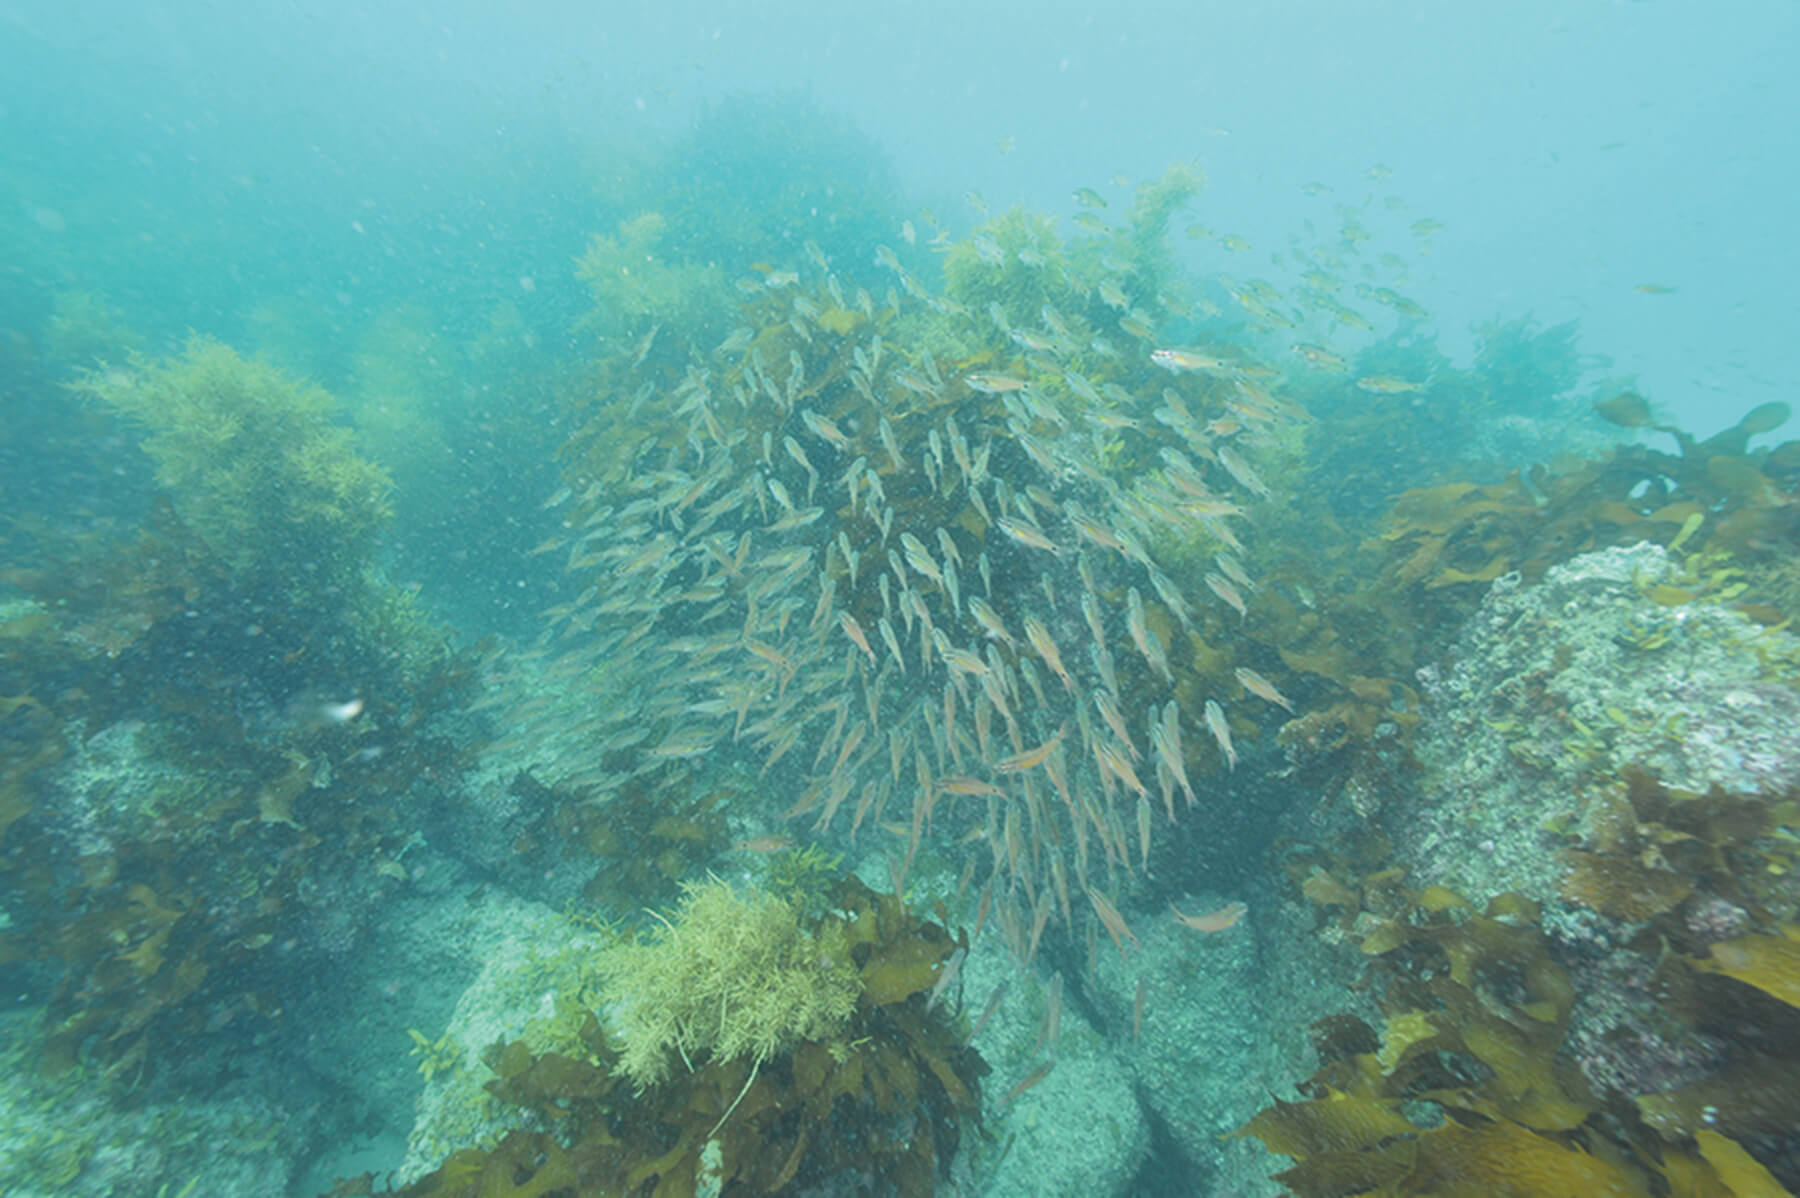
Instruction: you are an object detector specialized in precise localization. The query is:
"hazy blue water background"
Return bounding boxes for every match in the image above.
[3,0,1795,438]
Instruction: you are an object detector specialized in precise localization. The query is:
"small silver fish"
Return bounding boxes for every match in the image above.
[1203,699,1237,771]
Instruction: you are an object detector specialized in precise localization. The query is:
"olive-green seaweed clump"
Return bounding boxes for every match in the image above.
[69,335,392,595]
[573,211,732,352]
[390,875,983,1196]
[597,876,861,1088]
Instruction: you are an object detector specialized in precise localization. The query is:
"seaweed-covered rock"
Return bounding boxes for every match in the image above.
[1403,541,1800,904]
[0,1008,298,1196]
[389,874,984,1196]
[1260,541,1800,1195]
[390,894,607,1184]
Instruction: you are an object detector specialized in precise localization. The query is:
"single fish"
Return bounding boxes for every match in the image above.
[1320,296,1374,331]
[1204,699,1237,771]
[994,725,1067,774]
[648,728,719,759]
[735,834,797,854]
[766,506,824,533]
[742,639,792,671]
[1083,406,1138,431]
[1124,587,1170,681]
[1151,705,1196,808]
[782,434,817,481]
[838,612,876,664]
[1023,616,1076,694]
[1170,901,1248,934]
[1290,342,1348,372]
[1118,314,1156,341]
[935,527,963,568]
[968,596,1015,647]
[1137,793,1153,873]
[1204,572,1249,622]
[941,645,991,678]
[717,326,755,353]
[946,418,975,483]
[1354,374,1425,394]
[878,415,905,470]
[900,532,944,588]
[1234,666,1294,712]
[1216,446,1272,498]
[1080,590,1108,651]
[909,590,936,658]
[969,979,1009,1043]
[1214,552,1254,592]
[1002,1060,1055,1106]
[1147,566,1195,631]
[1180,496,1248,520]
[1066,508,1125,554]
[996,516,1060,556]
[800,408,852,451]
[964,371,1028,394]
[1086,886,1140,959]
[939,775,1005,798]
[1151,347,1232,373]
[1089,641,1120,697]
[878,615,907,673]
[1093,689,1140,760]
[1094,738,1149,799]
[926,946,966,1011]
[1062,368,1102,404]
[630,322,662,366]
[1369,287,1427,319]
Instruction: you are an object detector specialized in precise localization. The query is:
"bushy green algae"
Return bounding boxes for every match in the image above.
[942,206,1073,322]
[1118,160,1204,295]
[596,876,862,1088]
[573,210,731,350]
[69,335,391,594]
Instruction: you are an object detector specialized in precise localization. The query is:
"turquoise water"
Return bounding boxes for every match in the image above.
[2,4,1797,1195]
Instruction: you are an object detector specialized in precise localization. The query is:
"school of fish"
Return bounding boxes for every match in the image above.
[493,202,1375,977]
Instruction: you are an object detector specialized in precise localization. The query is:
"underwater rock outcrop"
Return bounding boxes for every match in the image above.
[1240,541,1800,1195]
[1404,541,1800,903]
